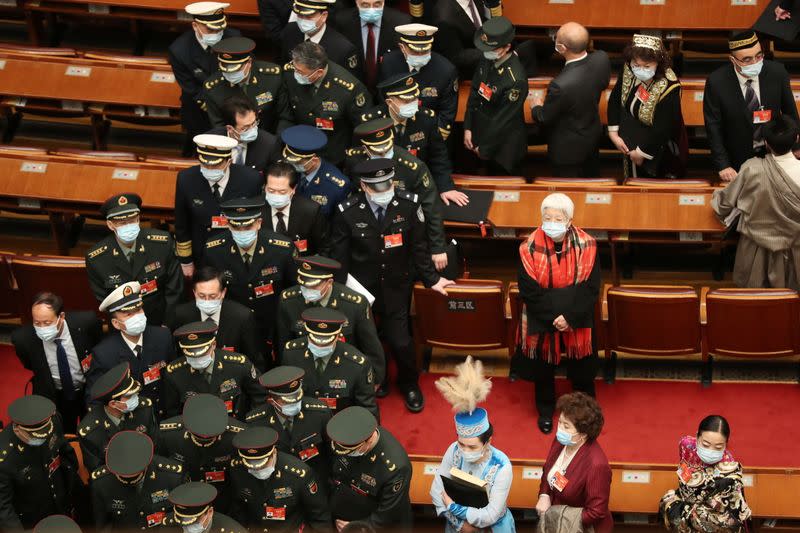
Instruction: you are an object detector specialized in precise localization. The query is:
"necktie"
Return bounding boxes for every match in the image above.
[54,339,75,400]
[315,358,325,375]
[212,183,221,202]
[467,0,482,28]
[126,250,134,264]
[244,253,252,267]
[275,211,288,235]
[235,146,245,165]
[396,123,406,138]
[134,345,142,358]
[375,206,384,224]
[366,23,377,88]
[745,80,763,142]
[284,417,293,433]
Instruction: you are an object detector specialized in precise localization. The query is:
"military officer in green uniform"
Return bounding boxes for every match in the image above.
[463,17,528,175]
[167,481,248,533]
[90,430,186,530]
[0,396,79,530]
[228,426,331,531]
[327,406,412,530]
[277,255,385,384]
[157,394,246,514]
[86,193,183,327]
[281,307,378,419]
[204,37,288,131]
[279,40,372,166]
[204,196,297,362]
[245,366,332,485]
[78,362,158,472]
[343,117,449,272]
[163,321,265,419]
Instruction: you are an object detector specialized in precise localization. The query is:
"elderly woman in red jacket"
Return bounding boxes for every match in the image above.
[536,392,613,532]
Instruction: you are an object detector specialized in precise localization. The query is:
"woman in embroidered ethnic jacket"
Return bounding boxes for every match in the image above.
[607,33,688,178]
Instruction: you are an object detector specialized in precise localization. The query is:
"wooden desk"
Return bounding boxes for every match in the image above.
[0,52,180,109]
[502,0,765,31]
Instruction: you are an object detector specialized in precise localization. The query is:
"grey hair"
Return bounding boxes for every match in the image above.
[291,41,328,71]
[540,193,574,219]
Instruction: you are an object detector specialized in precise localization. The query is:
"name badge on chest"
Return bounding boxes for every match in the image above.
[254,282,274,298]
[636,84,650,103]
[140,279,158,296]
[211,215,228,229]
[265,506,286,520]
[299,444,320,461]
[384,234,403,249]
[551,471,569,492]
[316,117,334,131]
[478,82,494,101]
[143,362,164,385]
[753,108,771,124]
[146,511,165,528]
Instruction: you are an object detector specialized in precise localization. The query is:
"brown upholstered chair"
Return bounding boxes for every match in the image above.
[605,285,702,381]
[624,177,712,188]
[82,51,169,66]
[50,148,138,161]
[0,251,18,319]
[702,288,800,384]
[143,155,197,169]
[0,145,48,156]
[9,255,97,323]
[534,177,619,186]
[0,43,77,57]
[412,279,507,368]
[452,174,527,187]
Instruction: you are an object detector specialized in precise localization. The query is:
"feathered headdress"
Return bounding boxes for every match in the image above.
[435,356,492,438]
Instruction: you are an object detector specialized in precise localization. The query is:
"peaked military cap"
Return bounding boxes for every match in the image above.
[174,320,218,357]
[170,482,218,525]
[474,16,515,51]
[212,37,255,72]
[194,133,238,166]
[233,427,279,468]
[99,281,143,313]
[295,254,340,286]
[259,366,304,402]
[185,2,229,30]
[183,394,228,438]
[281,124,328,162]
[106,430,154,477]
[326,406,377,455]
[91,362,142,403]
[220,196,264,227]
[8,395,56,438]
[395,23,437,52]
[100,193,142,221]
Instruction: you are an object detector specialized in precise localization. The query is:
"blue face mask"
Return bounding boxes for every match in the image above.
[297,17,318,34]
[200,31,222,47]
[739,59,763,78]
[294,71,313,85]
[223,68,247,85]
[483,49,502,61]
[406,53,431,69]
[115,222,140,244]
[200,166,225,183]
[123,312,147,336]
[280,400,302,417]
[631,65,656,82]
[542,221,568,240]
[308,340,336,359]
[266,192,291,209]
[397,100,419,119]
[34,323,59,342]
[300,285,323,302]
[556,429,576,446]
[358,7,383,23]
[239,126,258,143]
[231,229,257,249]
[368,188,394,207]
[696,444,725,465]
[196,298,222,316]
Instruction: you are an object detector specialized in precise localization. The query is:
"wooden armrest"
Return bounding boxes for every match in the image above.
[699,286,710,325]
[51,149,138,161]
[0,43,77,57]
[534,177,618,186]
[82,51,169,66]
[624,177,712,188]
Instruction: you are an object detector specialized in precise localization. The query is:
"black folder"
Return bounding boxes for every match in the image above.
[753,0,800,42]
[441,474,490,509]
[441,189,494,225]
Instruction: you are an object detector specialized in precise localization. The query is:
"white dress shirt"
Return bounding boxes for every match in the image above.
[121,332,144,356]
[774,151,800,187]
[735,68,762,103]
[271,202,292,231]
[360,18,382,58]
[232,144,248,166]
[42,322,85,389]
[455,0,487,25]
[210,170,231,197]
[564,52,588,66]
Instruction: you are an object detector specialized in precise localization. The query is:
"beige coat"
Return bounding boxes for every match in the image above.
[712,154,800,290]
[538,505,595,533]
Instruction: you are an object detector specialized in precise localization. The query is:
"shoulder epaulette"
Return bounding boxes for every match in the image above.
[327,174,346,187]
[78,415,101,437]
[360,109,386,123]
[204,75,223,90]
[230,457,243,468]
[333,77,354,91]
[422,107,436,118]
[145,232,169,243]
[246,409,267,421]
[156,460,183,474]
[285,338,308,350]
[397,156,418,170]
[283,62,295,72]
[206,238,225,249]
[345,147,365,157]
[159,420,183,431]
[91,465,110,480]
[223,353,247,364]
[282,287,301,300]
[338,197,359,213]
[341,350,366,365]
[395,190,419,203]
[86,244,108,260]
[340,291,362,305]
[283,463,308,478]
[303,399,330,410]
[268,238,292,249]
[141,397,153,407]
[166,359,187,373]
[258,64,281,75]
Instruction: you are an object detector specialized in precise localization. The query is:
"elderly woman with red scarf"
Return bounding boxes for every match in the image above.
[511,193,601,435]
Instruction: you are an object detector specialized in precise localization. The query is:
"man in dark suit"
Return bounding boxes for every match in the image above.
[280,0,361,79]
[531,23,611,177]
[264,162,330,256]
[85,282,175,417]
[703,30,800,182]
[168,2,241,156]
[166,265,264,370]
[258,0,293,47]
[378,23,459,140]
[429,0,501,79]
[175,133,263,277]
[11,292,103,433]
[331,0,411,89]
[209,95,282,177]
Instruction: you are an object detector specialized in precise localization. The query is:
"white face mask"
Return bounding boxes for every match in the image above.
[195,298,222,316]
[631,65,656,83]
[542,221,568,240]
[300,285,323,302]
[183,522,206,533]
[368,188,394,208]
[279,400,302,417]
[406,53,431,69]
[119,394,140,413]
[266,192,291,209]
[248,465,275,480]
[26,437,46,447]
[187,353,214,370]
[297,17,318,34]
[460,445,486,463]
[201,166,226,183]
[308,340,336,359]
[238,126,258,143]
[223,68,247,85]
[396,100,419,119]
[199,31,222,47]
[483,49,503,61]
[123,313,147,336]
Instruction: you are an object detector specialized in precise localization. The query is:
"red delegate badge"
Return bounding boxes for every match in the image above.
[636,84,650,102]
[478,82,493,101]
[224,400,234,413]
[146,512,165,528]
[753,109,771,124]
[265,506,286,521]
[140,279,158,295]
[254,282,274,298]
[552,471,569,492]
[319,397,337,410]
[299,445,320,461]
[205,471,225,483]
[143,366,161,385]
[315,118,334,131]
[384,234,403,249]
[294,239,308,253]
[81,354,92,372]
[211,215,228,229]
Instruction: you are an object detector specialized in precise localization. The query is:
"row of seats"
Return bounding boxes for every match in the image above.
[0,144,194,166]
[412,281,800,384]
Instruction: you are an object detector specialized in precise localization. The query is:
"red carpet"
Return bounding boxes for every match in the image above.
[1,345,796,468]
[377,372,800,469]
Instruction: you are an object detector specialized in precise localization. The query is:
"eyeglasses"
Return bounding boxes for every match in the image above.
[732,51,764,65]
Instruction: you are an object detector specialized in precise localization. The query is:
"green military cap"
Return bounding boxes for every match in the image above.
[377,71,419,100]
[194,133,238,166]
[174,320,218,357]
[301,306,346,343]
[474,16,515,51]
[354,117,394,147]
[100,193,142,221]
[182,394,228,438]
[185,2,229,31]
[212,37,255,72]
[395,23,436,52]
[233,427,279,468]
[292,0,334,15]
[8,395,56,438]
[326,406,377,455]
[98,281,143,313]
[34,515,82,533]
[106,430,154,478]
[91,362,142,403]
[294,254,341,286]
[353,158,395,192]
[220,196,264,228]
[259,366,305,402]
[170,482,218,525]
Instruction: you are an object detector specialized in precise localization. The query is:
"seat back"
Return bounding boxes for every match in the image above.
[82,51,169,66]
[413,280,507,351]
[0,145,49,157]
[606,285,701,356]
[66,436,89,485]
[0,252,18,319]
[624,177,712,188]
[143,155,197,168]
[0,43,78,57]
[452,174,527,187]
[705,288,800,359]
[51,149,138,161]
[534,177,619,186]
[9,255,96,323]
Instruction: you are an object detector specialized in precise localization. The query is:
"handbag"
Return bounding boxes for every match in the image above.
[538,505,595,533]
